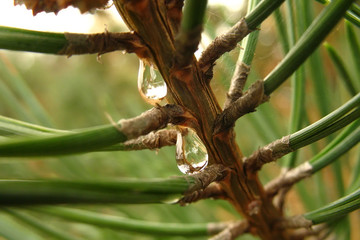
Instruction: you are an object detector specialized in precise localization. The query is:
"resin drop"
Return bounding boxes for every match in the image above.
[138,60,167,105]
[176,128,208,174]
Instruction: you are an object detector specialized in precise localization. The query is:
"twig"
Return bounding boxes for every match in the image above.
[199,18,252,74]
[224,62,251,109]
[272,186,290,212]
[59,31,149,58]
[209,221,249,240]
[183,164,230,195]
[118,104,186,139]
[288,224,328,240]
[243,135,292,173]
[265,162,313,197]
[102,129,178,151]
[14,0,109,15]
[275,215,313,229]
[178,182,226,206]
[214,80,268,134]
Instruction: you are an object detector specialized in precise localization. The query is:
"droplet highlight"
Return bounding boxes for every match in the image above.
[176,128,208,174]
[138,59,167,105]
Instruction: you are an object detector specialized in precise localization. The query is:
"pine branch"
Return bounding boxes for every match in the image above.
[0,104,185,157]
[214,80,268,134]
[102,129,178,151]
[183,164,230,194]
[223,0,260,109]
[209,221,249,240]
[199,0,286,77]
[265,122,360,197]
[0,26,149,57]
[224,62,251,109]
[288,224,328,240]
[275,215,313,229]
[199,18,252,75]
[243,93,360,173]
[265,162,313,197]
[178,183,226,205]
[243,136,292,173]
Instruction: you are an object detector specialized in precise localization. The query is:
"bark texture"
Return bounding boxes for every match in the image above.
[112,1,293,239]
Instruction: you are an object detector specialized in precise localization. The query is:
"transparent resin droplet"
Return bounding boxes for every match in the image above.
[138,59,167,105]
[176,128,208,174]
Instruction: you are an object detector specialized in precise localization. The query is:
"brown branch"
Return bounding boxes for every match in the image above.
[118,104,186,140]
[207,222,234,236]
[184,164,231,194]
[179,165,230,205]
[288,224,328,240]
[275,215,313,229]
[265,162,313,197]
[178,182,227,206]
[209,221,249,240]
[224,62,251,109]
[199,18,252,76]
[214,80,268,134]
[58,31,150,58]
[102,129,178,151]
[14,0,109,15]
[243,135,292,173]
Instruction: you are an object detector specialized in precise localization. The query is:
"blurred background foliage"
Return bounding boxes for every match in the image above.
[0,1,359,239]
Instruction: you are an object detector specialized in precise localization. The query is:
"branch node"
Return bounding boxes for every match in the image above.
[199,18,252,78]
[275,215,313,229]
[178,182,226,206]
[178,165,230,205]
[187,164,230,193]
[265,162,313,197]
[214,80,268,134]
[121,129,178,150]
[243,135,292,173]
[59,31,149,58]
[209,221,249,240]
[224,62,251,109]
[117,104,185,139]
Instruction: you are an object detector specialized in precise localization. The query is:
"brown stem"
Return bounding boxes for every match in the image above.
[214,80,268,134]
[265,163,313,197]
[103,129,178,151]
[224,62,251,109]
[243,135,292,173]
[209,221,249,240]
[185,164,231,194]
[58,31,150,58]
[199,18,252,78]
[179,182,227,206]
[288,224,327,240]
[118,104,186,139]
[275,215,313,229]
